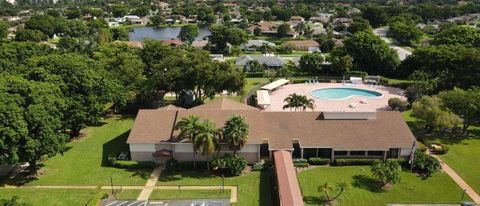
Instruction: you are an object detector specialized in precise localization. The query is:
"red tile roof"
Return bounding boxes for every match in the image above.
[274,150,304,206]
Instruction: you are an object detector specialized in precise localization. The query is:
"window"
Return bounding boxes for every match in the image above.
[334,151,347,156]
[303,148,317,159]
[350,151,366,156]
[368,151,384,156]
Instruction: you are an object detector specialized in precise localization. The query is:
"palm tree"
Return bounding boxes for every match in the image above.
[223,115,249,156]
[283,93,315,111]
[370,159,401,187]
[260,42,275,54]
[175,115,201,169]
[318,181,348,204]
[195,119,220,171]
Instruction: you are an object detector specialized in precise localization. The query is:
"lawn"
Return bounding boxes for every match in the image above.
[0,189,101,206]
[298,166,470,206]
[6,117,151,186]
[402,110,480,194]
[149,189,230,200]
[157,170,274,206]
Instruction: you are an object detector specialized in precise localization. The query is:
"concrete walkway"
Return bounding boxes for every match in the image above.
[137,166,162,201]
[430,152,480,204]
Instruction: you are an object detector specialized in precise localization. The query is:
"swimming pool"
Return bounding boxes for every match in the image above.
[310,87,383,100]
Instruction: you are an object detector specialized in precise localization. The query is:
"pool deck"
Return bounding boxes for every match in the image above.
[266,83,405,112]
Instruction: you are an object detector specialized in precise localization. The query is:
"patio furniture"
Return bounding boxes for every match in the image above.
[348,103,357,108]
[360,99,368,104]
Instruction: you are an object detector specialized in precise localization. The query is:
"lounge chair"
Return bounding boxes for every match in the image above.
[349,103,357,108]
[360,99,368,104]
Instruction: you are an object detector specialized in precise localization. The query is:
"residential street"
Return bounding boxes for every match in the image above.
[373,27,413,61]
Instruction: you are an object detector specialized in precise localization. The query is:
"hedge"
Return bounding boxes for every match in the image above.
[246,72,265,78]
[177,161,208,170]
[113,161,155,169]
[334,158,377,166]
[293,162,309,167]
[293,158,308,163]
[308,158,330,165]
[85,192,108,206]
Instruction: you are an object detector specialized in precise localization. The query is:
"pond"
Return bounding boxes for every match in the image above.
[129,26,211,41]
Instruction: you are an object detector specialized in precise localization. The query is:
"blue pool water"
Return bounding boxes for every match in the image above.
[311,88,383,100]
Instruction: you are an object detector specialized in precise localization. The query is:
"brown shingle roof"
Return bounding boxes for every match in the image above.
[282,40,320,48]
[127,100,416,150]
[191,98,259,111]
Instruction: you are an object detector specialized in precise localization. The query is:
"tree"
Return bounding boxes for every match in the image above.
[370,160,402,187]
[112,28,129,41]
[111,4,128,18]
[315,33,335,53]
[283,93,314,111]
[178,25,199,44]
[27,54,123,137]
[195,119,220,171]
[223,115,249,156]
[0,196,31,206]
[277,23,291,37]
[65,8,81,19]
[348,17,372,34]
[14,29,48,42]
[24,15,56,37]
[399,45,480,91]
[253,27,262,36]
[328,48,353,75]
[299,52,324,74]
[343,31,399,75]
[149,15,165,27]
[263,69,277,82]
[246,60,264,72]
[361,5,387,28]
[175,115,201,169]
[318,181,348,203]
[389,21,423,46]
[412,96,462,132]
[133,6,150,17]
[0,20,8,39]
[0,75,66,174]
[432,26,480,48]
[209,24,248,54]
[438,88,480,134]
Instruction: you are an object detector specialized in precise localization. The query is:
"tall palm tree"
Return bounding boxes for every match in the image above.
[223,115,249,156]
[175,115,201,169]
[195,119,220,171]
[283,93,315,111]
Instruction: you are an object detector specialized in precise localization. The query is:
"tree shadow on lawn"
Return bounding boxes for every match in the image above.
[259,169,274,206]
[352,174,384,193]
[102,130,151,180]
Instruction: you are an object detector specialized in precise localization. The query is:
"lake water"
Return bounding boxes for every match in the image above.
[128,26,211,41]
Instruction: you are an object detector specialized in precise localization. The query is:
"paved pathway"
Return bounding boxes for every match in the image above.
[373,27,412,61]
[429,152,480,204]
[137,166,162,201]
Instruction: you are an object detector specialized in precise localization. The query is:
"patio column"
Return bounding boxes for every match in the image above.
[383,151,387,161]
[301,148,304,159]
[331,149,335,162]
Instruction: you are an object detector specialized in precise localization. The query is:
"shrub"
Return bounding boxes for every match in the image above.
[412,151,441,177]
[388,98,409,111]
[308,158,330,165]
[433,145,449,154]
[293,162,309,167]
[177,161,208,170]
[417,143,428,152]
[210,154,247,176]
[334,158,377,166]
[252,159,272,171]
[113,160,155,169]
[345,70,368,78]
[293,158,308,163]
[165,158,178,170]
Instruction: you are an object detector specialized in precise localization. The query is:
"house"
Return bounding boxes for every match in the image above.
[333,18,353,27]
[127,98,416,164]
[282,40,320,51]
[309,13,332,24]
[248,21,278,35]
[290,16,305,23]
[235,55,285,70]
[157,2,172,15]
[242,40,275,52]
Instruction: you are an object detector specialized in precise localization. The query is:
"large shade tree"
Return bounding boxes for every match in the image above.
[438,88,480,134]
[222,115,249,156]
[0,75,66,173]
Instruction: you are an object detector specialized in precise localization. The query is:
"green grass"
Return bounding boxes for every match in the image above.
[402,110,480,194]
[0,188,101,206]
[111,189,142,200]
[157,170,274,206]
[149,189,230,200]
[7,117,151,186]
[298,166,470,206]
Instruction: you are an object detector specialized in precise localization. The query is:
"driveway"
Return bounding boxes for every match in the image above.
[373,27,412,61]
